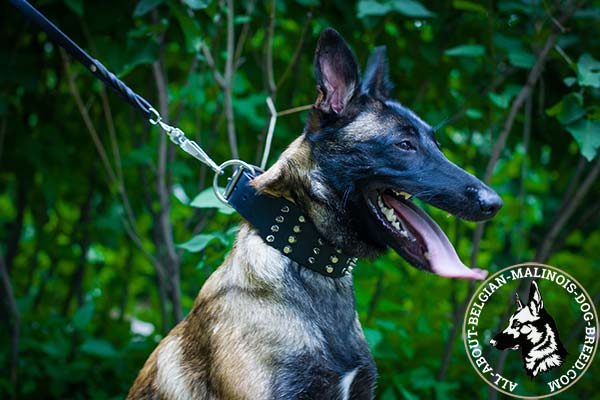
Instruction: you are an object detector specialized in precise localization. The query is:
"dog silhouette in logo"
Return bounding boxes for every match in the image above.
[489,281,567,377]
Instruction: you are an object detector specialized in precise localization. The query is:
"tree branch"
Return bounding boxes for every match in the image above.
[276,12,312,90]
[0,254,20,400]
[61,49,163,276]
[535,157,600,262]
[265,0,276,98]
[223,0,239,158]
[152,29,182,322]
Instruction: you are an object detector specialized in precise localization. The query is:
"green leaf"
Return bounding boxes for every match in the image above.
[389,0,435,18]
[508,49,535,68]
[357,0,392,18]
[444,44,485,57]
[133,0,165,17]
[63,0,84,16]
[396,384,420,400]
[363,328,383,351]
[80,339,119,358]
[566,119,600,161]
[465,108,483,119]
[488,85,520,109]
[546,93,585,125]
[296,0,320,6]
[170,2,203,53]
[119,40,159,77]
[190,187,236,215]
[564,76,577,87]
[234,94,266,129]
[72,302,95,330]
[453,0,486,13]
[357,0,434,19]
[177,232,226,252]
[183,0,211,10]
[577,53,600,88]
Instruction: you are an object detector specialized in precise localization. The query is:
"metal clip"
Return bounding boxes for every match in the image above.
[148,107,220,173]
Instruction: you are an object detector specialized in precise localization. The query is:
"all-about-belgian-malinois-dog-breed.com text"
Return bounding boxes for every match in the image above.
[128,28,503,399]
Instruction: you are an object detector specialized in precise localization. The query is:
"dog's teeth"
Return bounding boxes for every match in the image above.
[385,208,396,222]
[399,191,412,200]
[400,230,409,238]
[377,196,384,208]
[424,251,430,260]
[392,221,400,230]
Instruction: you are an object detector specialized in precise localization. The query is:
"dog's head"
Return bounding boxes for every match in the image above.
[489,281,545,351]
[255,28,502,279]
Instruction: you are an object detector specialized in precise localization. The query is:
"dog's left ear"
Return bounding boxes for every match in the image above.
[314,28,360,115]
[361,46,393,98]
[528,281,544,316]
[515,292,524,310]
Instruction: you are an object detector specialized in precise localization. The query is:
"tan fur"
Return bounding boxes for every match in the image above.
[252,135,314,199]
[127,219,349,399]
[129,107,373,400]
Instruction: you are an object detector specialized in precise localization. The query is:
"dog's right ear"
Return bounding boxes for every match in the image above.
[314,28,359,115]
[361,46,393,98]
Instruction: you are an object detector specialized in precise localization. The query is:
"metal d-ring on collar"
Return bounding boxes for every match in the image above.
[212,159,256,205]
[216,165,358,278]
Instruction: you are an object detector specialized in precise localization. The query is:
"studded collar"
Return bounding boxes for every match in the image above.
[224,167,357,278]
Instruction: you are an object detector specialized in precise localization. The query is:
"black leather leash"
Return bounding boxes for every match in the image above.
[11,0,358,278]
[9,0,152,118]
[9,0,221,171]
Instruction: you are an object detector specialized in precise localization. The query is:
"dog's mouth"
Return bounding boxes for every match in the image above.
[365,188,488,280]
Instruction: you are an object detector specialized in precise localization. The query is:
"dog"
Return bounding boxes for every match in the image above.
[489,281,568,377]
[128,28,502,399]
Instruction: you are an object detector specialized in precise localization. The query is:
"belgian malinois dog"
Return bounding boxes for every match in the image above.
[490,281,568,377]
[128,28,502,399]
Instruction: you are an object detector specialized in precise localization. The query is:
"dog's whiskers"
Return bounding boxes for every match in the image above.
[342,187,352,209]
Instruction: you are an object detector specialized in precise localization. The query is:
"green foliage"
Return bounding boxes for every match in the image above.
[1,0,599,399]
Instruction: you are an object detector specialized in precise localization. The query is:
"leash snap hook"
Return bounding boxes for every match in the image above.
[148,107,161,125]
[213,160,256,206]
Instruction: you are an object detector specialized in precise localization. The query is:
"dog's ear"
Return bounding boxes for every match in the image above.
[314,28,359,115]
[515,292,524,310]
[361,46,393,98]
[528,281,544,316]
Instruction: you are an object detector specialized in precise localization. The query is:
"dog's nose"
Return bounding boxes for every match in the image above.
[478,189,502,217]
[489,339,497,346]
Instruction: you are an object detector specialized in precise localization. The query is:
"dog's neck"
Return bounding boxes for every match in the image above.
[218,223,358,322]
[523,322,565,377]
[252,135,376,258]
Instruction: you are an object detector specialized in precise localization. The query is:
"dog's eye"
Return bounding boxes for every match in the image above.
[397,140,415,151]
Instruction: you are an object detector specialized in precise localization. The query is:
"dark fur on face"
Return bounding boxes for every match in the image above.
[255,28,502,277]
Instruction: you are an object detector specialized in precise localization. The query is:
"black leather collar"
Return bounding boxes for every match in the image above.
[224,166,357,278]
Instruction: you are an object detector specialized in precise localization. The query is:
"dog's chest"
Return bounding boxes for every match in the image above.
[270,268,377,399]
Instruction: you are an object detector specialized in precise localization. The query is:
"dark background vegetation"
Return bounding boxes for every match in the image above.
[1,0,599,398]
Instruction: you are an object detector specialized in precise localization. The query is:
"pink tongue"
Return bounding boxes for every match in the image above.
[384,195,488,280]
